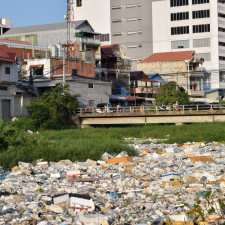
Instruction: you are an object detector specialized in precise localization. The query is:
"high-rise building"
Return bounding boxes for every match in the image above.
[152,0,225,92]
[75,0,155,70]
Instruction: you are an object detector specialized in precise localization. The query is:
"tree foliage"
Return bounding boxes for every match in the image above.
[156,82,190,105]
[26,84,79,128]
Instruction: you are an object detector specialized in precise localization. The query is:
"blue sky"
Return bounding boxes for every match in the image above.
[0,0,67,27]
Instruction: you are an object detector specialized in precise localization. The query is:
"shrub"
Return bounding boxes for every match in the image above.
[26,84,79,128]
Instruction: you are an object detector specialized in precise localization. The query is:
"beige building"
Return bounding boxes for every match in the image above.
[137,50,206,97]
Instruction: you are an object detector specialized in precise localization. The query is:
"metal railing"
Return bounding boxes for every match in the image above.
[76,104,225,115]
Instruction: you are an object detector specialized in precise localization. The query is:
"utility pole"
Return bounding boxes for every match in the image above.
[63,50,66,88]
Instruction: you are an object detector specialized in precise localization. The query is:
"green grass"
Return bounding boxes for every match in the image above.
[1,122,225,170]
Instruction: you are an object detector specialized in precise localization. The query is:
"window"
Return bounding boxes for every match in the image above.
[219,56,225,61]
[192,0,209,4]
[197,53,211,61]
[219,41,225,46]
[170,0,189,7]
[100,34,110,42]
[193,24,210,33]
[193,38,210,47]
[171,26,189,35]
[113,32,122,36]
[0,86,7,91]
[171,40,190,49]
[112,6,121,10]
[219,13,225,18]
[112,19,122,23]
[76,0,82,7]
[171,12,189,21]
[5,67,10,74]
[219,0,225,3]
[127,31,137,35]
[192,9,210,19]
[127,45,138,48]
[219,27,225,32]
[127,4,136,8]
[127,17,137,21]
[88,83,94,88]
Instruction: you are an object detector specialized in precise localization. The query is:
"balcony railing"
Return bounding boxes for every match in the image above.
[77,37,101,45]
[188,90,205,97]
[131,87,157,94]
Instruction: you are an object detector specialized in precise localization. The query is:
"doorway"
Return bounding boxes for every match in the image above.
[2,100,11,121]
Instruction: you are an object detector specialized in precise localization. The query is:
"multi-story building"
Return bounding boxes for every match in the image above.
[0,18,13,36]
[0,44,31,120]
[152,0,225,97]
[137,50,205,98]
[75,0,156,71]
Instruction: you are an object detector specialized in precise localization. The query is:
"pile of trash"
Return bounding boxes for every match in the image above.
[0,139,225,224]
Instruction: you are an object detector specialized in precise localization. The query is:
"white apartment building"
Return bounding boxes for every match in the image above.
[75,0,111,45]
[152,0,225,94]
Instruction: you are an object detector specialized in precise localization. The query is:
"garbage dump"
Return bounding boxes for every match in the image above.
[0,138,225,224]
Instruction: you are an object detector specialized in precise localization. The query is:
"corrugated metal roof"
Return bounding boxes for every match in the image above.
[101,44,119,55]
[140,51,197,63]
[4,20,87,35]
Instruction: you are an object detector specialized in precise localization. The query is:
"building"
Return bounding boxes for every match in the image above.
[101,44,132,93]
[130,71,158,104]
[3,20,101,78]
[137,50,205,98]
[0,18,13,36]
[2,20,93,48]
[0,44,31,120]
[75,0,156,71]
[75,0,111,45]
[152,0,225,97]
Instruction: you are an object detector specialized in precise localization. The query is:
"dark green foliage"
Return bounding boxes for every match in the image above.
[156,82,190,105]
[26,84,79,128]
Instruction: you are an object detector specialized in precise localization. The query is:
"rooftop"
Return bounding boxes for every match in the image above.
[140,51,198,63]
[3,20,87,35]
[0,44,16,63]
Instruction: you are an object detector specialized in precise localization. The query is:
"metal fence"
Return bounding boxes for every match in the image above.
[76,104,225,115]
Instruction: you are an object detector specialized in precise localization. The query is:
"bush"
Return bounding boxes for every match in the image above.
[26,84,79,128]
[156,82,190,105]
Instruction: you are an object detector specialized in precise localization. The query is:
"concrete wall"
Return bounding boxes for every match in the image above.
[137,60,186,74]
[111,0,154,70]
[0,63,18,83]
[68,77,111,108]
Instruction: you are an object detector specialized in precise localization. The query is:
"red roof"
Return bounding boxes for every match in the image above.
[140,51,197,63]
[0,38,32,46]
[130,71,157,82]
[101,44,119,55]
[0,44,16,63]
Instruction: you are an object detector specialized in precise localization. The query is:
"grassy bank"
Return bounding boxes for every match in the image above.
[1,121,225,170]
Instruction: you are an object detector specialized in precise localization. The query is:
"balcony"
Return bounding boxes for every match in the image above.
[131,87,157,94]
[190,71,204,78]
[77,37,101,46]
[188,90,205,97]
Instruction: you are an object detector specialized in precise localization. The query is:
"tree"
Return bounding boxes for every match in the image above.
[26,84,79,128]
[156,82,190,105]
